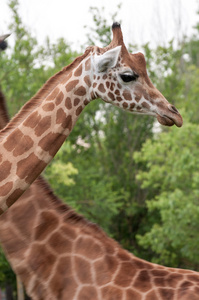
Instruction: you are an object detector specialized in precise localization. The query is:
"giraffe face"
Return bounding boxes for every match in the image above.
[93,46,183,127]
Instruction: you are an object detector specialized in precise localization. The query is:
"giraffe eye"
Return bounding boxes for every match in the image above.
[120,73,139,82]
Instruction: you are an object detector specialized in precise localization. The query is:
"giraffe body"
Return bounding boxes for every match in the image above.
[0,178,199,300]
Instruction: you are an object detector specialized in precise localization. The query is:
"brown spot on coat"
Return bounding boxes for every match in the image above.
[123,90,132,100]
[28,243,56,280]
[55,91,64,106]
[74,86,86,96]
[56,108,66,125]
[114,262,137,287]
[16,153,47,183]
[46,87,60,101]
[108,92,115,101]
[74,98,80,106]
[135,94,141,102]
[94,258,112,285]
[84,99,89,106]
[49,232,72,254]
[74,256,92,284]
[65,80,79,92]
[4,129,34,157]
[130,103,136,112]
[78,286,98,300]
[187,274,199,283]
[13,135,34,157]
[23,111,42,129]
[34,116,51,137]
[74,64,82,77]
[101,286,123,300]
[49,257,77,299]
[0,161,12,181]
[158,288,174,300]
[142,101,150,109]
[11,199,36,240]
[106,81,110,89]
[63,115,73,130]
[126,289,142,300]
[133,270,152,292]
[98,84,106,93]
[60,225,77,239]
[85,58,91,71]
[42,103,55,111]
[117,249,131,261]
[3,128,23,151]
[65,97,72,109]
[165,273,183,288]
[0,181,13,197]
[38,132,66,156]
[6,188,24,208]
[110,82,115,91]
[1,228,26,255]
[151,269,169,277]
[75,236,103,260]
[122,102,128,109]
[145,290,159,300]
[116,96,122,102]
[84,75,91,87]
[34,211,59,241]
[76,106,83,116]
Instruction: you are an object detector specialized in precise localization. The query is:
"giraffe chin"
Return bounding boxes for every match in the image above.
[157,115,183,127]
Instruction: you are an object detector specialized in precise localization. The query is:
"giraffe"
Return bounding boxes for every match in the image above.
[0,34,10,51]
[0,92,199,300]
[0,23,183,214]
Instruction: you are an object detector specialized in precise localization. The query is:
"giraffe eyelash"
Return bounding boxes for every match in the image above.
[120,73,139,83]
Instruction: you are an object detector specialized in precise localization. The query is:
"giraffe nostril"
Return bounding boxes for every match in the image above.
[169,104,179,114]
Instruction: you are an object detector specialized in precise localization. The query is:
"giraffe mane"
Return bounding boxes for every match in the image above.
[0,47,92,142]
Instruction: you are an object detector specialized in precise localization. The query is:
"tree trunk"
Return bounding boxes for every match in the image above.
[5,282,13,300]
[16,277,24,300]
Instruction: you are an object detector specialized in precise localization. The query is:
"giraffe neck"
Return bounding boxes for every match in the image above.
[0,51,92,214]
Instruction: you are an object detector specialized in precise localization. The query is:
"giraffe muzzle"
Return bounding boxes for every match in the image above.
[157,104,183,127]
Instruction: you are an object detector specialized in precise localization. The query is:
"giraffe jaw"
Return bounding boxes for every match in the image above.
[127,106,183,127]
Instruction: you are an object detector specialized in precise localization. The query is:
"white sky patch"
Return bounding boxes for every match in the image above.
[1,0,199,51]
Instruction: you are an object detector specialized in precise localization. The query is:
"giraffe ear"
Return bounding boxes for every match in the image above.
[95,46,121,73]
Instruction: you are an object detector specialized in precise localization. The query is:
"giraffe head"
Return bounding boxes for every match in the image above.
[0,34,10,51]
[91,23,182,127]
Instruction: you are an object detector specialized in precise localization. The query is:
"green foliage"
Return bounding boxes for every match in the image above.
[0,248,16,291]
[1,0,199,294]
[0,0,78,117]
[46,143,78,187]
[135,122,199,269]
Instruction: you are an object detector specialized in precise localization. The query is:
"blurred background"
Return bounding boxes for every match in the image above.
[0,0,199,298]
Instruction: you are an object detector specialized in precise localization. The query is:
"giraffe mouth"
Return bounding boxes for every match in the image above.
[155,103,183,127]
[157,113,183,127]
